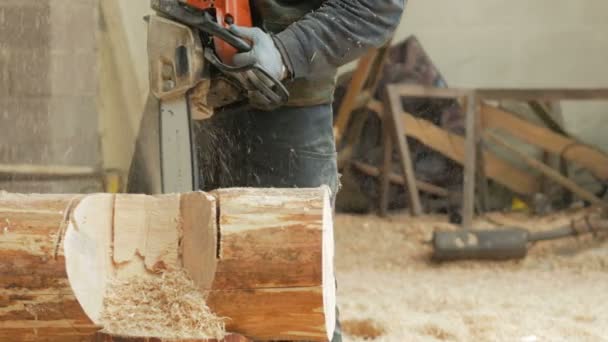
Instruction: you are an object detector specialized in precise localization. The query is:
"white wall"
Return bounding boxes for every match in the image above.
[395,0,608,151]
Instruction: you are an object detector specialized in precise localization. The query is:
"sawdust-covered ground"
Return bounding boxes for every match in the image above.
[334,210,608,342]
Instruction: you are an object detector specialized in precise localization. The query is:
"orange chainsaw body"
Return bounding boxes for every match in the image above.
[180,0,252,64]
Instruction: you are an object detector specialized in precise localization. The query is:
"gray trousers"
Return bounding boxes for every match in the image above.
[196,103,339,198]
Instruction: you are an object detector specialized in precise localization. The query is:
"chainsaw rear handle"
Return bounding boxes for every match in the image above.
[152,0,252,55]
[197,11,252,53]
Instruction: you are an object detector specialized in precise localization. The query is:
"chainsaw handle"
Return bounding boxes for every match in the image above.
[152,0,251,52]
[198,12,252,53]
[204,49,289,110]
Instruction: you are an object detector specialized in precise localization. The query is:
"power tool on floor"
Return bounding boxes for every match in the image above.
[146,0,289,193]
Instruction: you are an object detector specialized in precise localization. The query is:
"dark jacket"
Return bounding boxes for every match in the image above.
[252,0,406,106]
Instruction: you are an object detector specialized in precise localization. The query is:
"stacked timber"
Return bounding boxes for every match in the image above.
[0,188,335,342]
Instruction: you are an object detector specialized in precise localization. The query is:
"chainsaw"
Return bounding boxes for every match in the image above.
[146,0,289,193]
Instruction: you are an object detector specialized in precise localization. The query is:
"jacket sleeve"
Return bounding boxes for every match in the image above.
[273,0,405,79]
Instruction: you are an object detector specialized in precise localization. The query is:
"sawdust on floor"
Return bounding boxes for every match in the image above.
[100,270,226,340]
[335,209,608,342]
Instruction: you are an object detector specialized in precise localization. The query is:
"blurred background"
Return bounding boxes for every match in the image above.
[1,0,606,197]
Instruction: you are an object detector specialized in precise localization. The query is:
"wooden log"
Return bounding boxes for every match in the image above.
[207,188,335,342]
[0,188,335,342]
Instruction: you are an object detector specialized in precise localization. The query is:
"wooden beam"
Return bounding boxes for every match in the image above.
[385,86,423,216]
[379,117,394,216]
[398,111,540,195]
[462,93,479,228]
[352,161,449,197]
[390,84,470,99]
[477,88,608,101]
[485,132,605,206]
[334,50,379,145]
[481,104,608,180]
[0,164,99,179]
[388,85,608,101]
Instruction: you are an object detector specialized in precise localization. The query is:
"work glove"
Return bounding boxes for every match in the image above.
[230,25,287,81]
[228,25,290,110]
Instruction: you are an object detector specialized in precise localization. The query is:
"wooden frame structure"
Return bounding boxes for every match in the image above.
[381,85,608,228]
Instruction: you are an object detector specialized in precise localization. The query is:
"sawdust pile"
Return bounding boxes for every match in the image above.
[100,270,226,340]
[335,210,608,341]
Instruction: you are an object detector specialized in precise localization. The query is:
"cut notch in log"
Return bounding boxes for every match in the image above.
[61,187,335,341]
[63,192,219,327]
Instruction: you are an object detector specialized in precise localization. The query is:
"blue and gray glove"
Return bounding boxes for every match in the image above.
[229,25,288,81]
[228,25,290,110]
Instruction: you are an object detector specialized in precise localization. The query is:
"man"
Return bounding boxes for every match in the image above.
[131,1,405,340]
[196,1,405,341]
[199,0,405,199]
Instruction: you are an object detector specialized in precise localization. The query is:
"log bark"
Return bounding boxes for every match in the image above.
[0,193,97,342]
[0,187,335,342]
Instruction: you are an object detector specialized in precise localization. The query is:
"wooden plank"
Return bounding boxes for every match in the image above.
[398,112,540,195]
[481,104,608,180]
[379,118,394,217]
[367,99,384,116]
[391,84,470,99]
[477,88,608,101]
[352,161,449,197]
[528,101,568,136]
[334,49,379,145]
[385,86,423,216]
[485,132,605,206]
[0,164,100,179]
[475,98,489,213]
[462,93,478,229]
[389,85,608,101]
